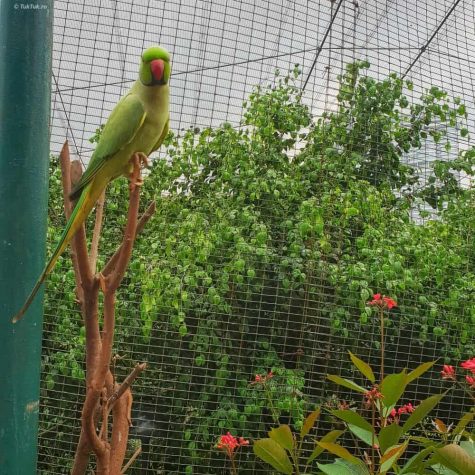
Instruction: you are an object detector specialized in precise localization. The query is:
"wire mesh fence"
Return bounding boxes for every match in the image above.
[39,0,475,473]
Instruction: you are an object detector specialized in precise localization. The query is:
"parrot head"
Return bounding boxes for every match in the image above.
[139,46,171,86]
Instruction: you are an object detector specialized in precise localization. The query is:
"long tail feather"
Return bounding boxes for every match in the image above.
[12,275,47,323]
[12,188,93,323]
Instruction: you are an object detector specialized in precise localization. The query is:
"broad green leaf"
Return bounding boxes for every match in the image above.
[380,442,408,473]
[409,436,439,448]
[317,442,361,465]
[300,408,321,439]
[253,438,293,475]
[347,424,378,448]
[453,411,475,436]
[461,440,475,458]
[430,465,459,475]
[400,447,435,474]
[407,361,436,383]
[379,423,403,453]
[349,351,375,383]
[307,430,344,463]
[327,374,367,393]
[380,402,396,418]
[317,459,370,475]
[402,394,445,433]
[269,425,294,452]
[380,372,408,407]
[332,410,374,433]
[435,443,475,475]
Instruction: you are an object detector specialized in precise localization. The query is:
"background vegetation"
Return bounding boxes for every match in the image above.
[38,62,475,473]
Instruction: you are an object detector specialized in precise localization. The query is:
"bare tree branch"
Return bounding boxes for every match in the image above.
[121,445,142,474]
[103,200,156,277]
[108,362,147,409]
[61,144,151,474]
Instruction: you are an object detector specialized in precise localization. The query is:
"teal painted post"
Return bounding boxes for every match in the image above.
[0,1,54,473]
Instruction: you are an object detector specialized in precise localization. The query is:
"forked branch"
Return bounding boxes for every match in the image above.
[59,143,155,474]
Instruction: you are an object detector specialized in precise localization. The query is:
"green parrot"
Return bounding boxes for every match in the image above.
[12,45,171,323]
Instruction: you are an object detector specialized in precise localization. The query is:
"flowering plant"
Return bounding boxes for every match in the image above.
[216,432,249,475]
[317,294,451,474]
[228,293,475,474]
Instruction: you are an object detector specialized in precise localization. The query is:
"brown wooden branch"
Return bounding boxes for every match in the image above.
[59,141,73,215]
[107,362,147,409]
[59,143,84,305]
[71,429,91,475]
[103,200,156,277]
[104,156,142,292]
[59,144,93,290]
[99,362,147,439]
[121,445,142,474]
[110,390,133,473]
[61,144,152,474]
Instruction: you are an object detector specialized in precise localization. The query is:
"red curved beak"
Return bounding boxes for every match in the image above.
[151,59,165,81]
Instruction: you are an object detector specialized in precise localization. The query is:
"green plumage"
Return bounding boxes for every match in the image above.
[12,46,171,323]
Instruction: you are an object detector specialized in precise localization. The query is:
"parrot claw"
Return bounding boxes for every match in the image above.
[128,153,145,192]
[136,152,150,169]
[128,177,144,193]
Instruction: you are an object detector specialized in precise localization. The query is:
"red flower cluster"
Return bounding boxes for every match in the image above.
[441,358,475,390]
[389,403,416,420]
[461,358,475,374]
[252,371,274,384]
[441,365,456,380]
[368,293,397,310]
[216,432,249,458]
[364,386,383,406]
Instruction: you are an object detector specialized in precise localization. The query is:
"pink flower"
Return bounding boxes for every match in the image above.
[368,294,397,310]
[368,294,382,306]
[461,358,475,374]
[441,365,456,381]
[217,432,249,458]
[338,400,350,410]
[466,376,475,388]
[382,296,397,310]
[364,386,383,406]
[388,403,416,423]
[251,371,274,385]
[365,385,383,401]
[397,403,415,415]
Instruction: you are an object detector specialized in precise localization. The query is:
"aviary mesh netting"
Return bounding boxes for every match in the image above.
[39,0,475,473]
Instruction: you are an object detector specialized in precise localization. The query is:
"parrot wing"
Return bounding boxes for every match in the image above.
[70,93,147,200]
[151,118,170,153]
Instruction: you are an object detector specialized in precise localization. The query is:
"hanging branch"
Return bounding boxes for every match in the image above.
[58,141,155,474]
[59,142,86,306]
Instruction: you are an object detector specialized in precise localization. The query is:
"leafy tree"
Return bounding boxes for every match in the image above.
[39,62,475,473]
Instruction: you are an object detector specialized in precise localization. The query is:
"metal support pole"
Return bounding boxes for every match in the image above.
[0,1,54,472]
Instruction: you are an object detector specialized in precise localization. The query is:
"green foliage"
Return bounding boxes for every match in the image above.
[323,353,475,475]
[39,62,475,473]
[253,409,345,474]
